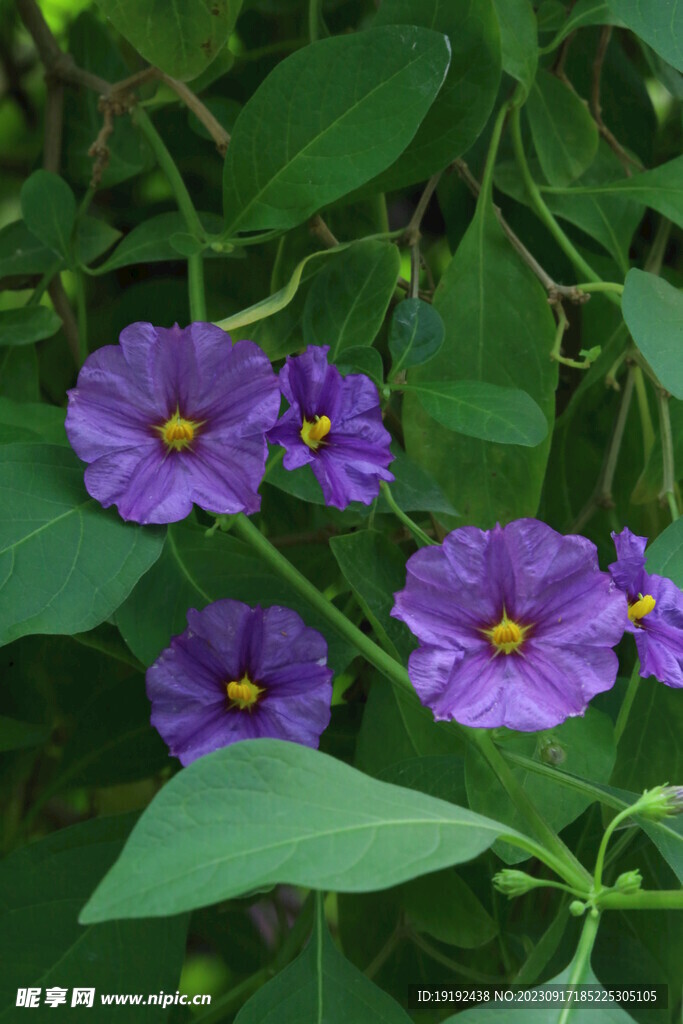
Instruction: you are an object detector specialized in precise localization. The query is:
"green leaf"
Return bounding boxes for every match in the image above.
[235,895,412,1024]
[302,240,400,359]
[330,530,415,661]
[0,307,62,347]
[0,816,188,1023]
[466,708,616,864]
[389,298,445,374]
[403,195,556,527]
[0,221,58,280]
[607,0,683,72]
[0,399,66,445]
[622,269,683,398]
[0,347,40,403]
[95,0,242,81]
[0,445,165,646]
[399,869,497,949]
[495,143,644,273]
[79,738,532,922]
[20,171,76,261]
[335,346,385,386]
[631,399,683,504]
[115,518,356,673]
[492,0,538,96]
[646,515,683,585]
[540,155,683,229]
[542,0,620,51]
[91,211,225,273]
[611,679,682,794]
[73,217,122,265]
[526,69,599,186]
[222,27,451,234]
[371,0,501,189]
[409,380,549,446]
[0,715,49,752]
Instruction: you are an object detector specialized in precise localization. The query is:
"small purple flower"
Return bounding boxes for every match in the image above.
[146,599,333,765]
[267,345,394,509]
[609,527,683,688]
[391,519,628,732]
[65,322,280,524]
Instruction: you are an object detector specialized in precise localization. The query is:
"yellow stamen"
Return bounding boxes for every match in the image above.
[482,614,528,655]
[226,674,264,710]
[300,415,331,451]
[155,409,203,451]
[628,594,656,624]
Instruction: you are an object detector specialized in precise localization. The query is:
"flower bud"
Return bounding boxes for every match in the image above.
[634,784,683,821]
[493,870,539,897]
[569,900,587,917]
[539,739,566,766]
[613,869,642,894]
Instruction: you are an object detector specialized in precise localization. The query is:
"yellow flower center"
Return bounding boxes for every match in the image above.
[155,409,203,452]
[628,593,656,624]
[226,674,264,710]
[482,614,529,655]
[300,415,331,450]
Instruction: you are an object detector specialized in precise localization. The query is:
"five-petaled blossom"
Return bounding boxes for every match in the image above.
[267,345,394,509]
[65,322,280,524]
[146,599,333,765]
[391,519,628,731]
[609,527,683,688]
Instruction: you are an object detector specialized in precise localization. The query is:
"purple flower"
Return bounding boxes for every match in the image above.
[65,322,280,524]
[146,599,333,765]
[391,519,628,731]
[609,527,683,688]
[267,345,394,509]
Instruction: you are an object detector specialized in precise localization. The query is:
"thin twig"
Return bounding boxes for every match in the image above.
[451,159,587,304]
[43,76,63,173]
[572,367,635,531]
[16,0,109,92]
[160,73,230,156]
[591,27,643,176]
[48,277,80,365]
[657,388,680,520]
[308,214,339,248]
[401,171,442,245]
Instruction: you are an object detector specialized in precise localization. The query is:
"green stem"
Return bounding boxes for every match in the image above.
[556,912,600,1024]
[231,514,588,889]
[633,366,655,460]
[75,270,88,364]
[480,100,512,203]
[27,258,63,307]
[308,0,320,42]
[190,968,271,1024]
[472,732,592,892]
[657,388,680,521]
[614,661,641,746]
[574,281,623,296]
[409,931,502,983]
[509,106,619,305]
[131,105,206,320]
[596,889,683,911]
[379,482,435,547]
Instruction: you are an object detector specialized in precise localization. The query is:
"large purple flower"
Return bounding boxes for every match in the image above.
[609,527,683,688]
[146,599,333,765]
[267,345,394,509]
[391,519,628,731]
[65,322,280,524]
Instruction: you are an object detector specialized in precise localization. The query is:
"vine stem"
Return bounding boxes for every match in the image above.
[230,514,591,891]
[657,388,680,521]
[509,106,620,307]
[614,661,641,746]
[556,912,600,1024]
[379,482,435,547]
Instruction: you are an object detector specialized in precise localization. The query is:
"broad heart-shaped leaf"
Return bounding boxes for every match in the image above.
[0,307,61,347]
[0,399,66,445]
[403,195,556,528]
[302,241,400,359]
[79,739,532,922]
[409,380,549,446]
[540,155,683,230]
[20,171,76,261]
[115,517,356,673]
[495,143,644,274]
[235,895,411,1024]
[0,445,165,646]
[330,530,415,662]
[96,0,241,81]
[492,0,537,96]
[0,816,187,1023]
[646,515,683,585]
[370,0,501,190]
[526,70,599,187]
[222,27,451,234]
[607,0,683,72]
[466,708,616,864]
[622,269,683,399]
[389,298,445,375]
